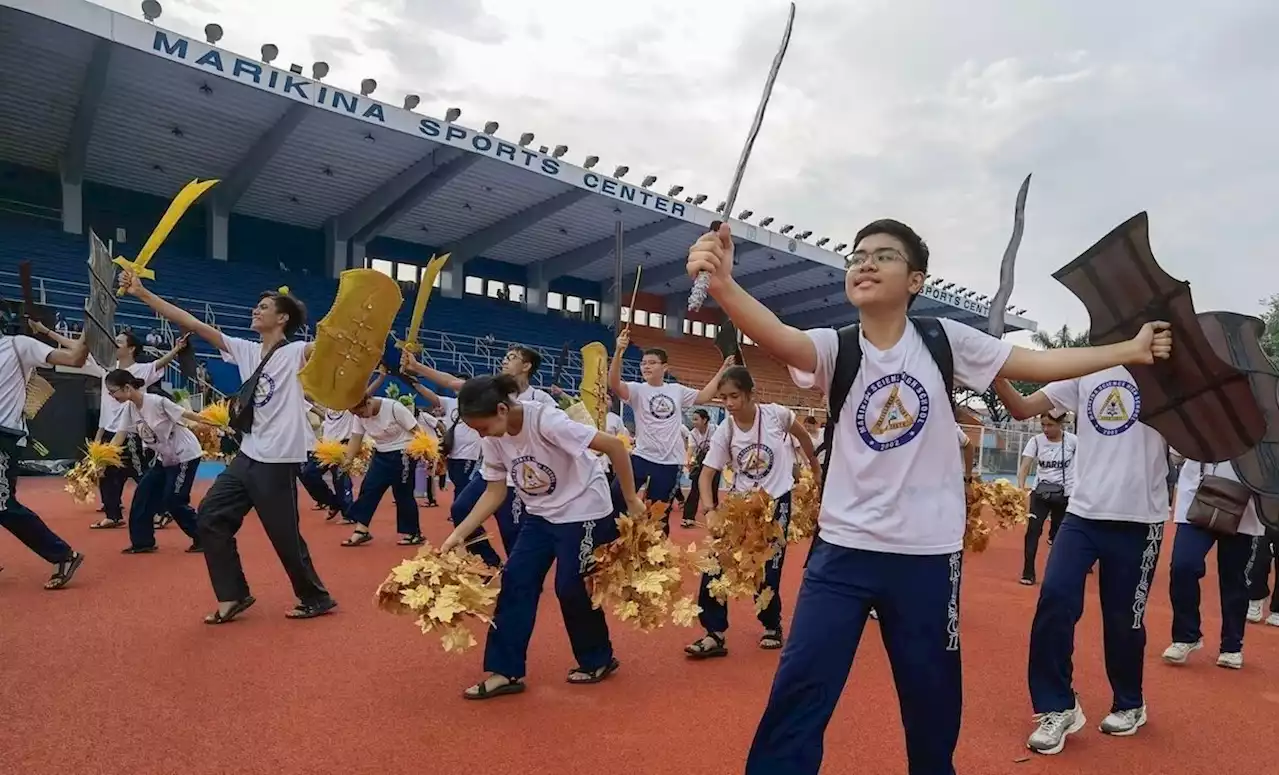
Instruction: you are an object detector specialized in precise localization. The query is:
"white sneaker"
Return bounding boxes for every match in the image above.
[1099,705,1147,736]
[1161,639,1202,664]
[1247,599,1265,623]
[868,608,878,621]
[1027,697,1086,755]
[1268,613,1279,627]
[1216,651,1243,669]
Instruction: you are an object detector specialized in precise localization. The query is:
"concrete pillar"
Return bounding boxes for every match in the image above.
[60,176,83,236]
[206,203,229,261]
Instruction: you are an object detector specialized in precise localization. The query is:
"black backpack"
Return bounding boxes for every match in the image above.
[817,317,955,487]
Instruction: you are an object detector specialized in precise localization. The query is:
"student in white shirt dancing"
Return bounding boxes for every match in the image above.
[608,330,727,531]
[687,219,1171,775]
[339,394,425,547]
[119,270,336,624]
[1016,410,1078,584]
[681,408,719,528]
[0,319,88,589]
[104,369,223,554]
[685,366,819,658]
[998,365,1174,753]
[1162,459,1264,669]
[439,374,643,699]
[300,402,355,520]
[402,346,556,566]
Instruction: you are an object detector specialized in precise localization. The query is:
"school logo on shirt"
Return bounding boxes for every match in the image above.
[735,443,775,481]
[135,420,157,445]
[1086,380,1140,436]
[855,374,930,452]
[326,410,344,421]
[647,393,677,420]
[253,373,276,408]
[511,455,557,497]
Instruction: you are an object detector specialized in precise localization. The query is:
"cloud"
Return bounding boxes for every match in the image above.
[88,0,1278,334]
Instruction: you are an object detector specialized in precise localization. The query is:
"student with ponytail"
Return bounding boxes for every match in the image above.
[103,369,223,554]
[685,366,820,658]
[440,373,644,699]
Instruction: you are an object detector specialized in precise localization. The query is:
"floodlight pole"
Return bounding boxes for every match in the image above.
[612,219,624,332]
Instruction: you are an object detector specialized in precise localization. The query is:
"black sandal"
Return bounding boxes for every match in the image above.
[285,598,338,619]
[759,630,784,650]
[685,633,728,659]
[463,674,525,700]
[204,595,256,624]
[89,519,124,530]
[121,545,158,554]
[153,514,173,529]
[44,552,85,590]
[566,657,620,684]
[341,531,372,547]
[397,534,425,546]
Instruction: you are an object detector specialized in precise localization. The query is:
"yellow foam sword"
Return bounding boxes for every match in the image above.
[112,178,219,294]
[396,252,451,353]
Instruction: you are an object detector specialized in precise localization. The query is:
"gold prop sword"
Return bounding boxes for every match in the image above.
[397,253,451,354]
[112,178,219,295]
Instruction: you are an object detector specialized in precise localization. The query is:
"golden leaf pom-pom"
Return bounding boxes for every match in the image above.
[405,430,440,462]
[964,478,1029,553]
[64,441,125,505]
[375,544,500,654]
[198,400,231,428]
[788,466,820,542]
[586,501,696,631]
[313,438,347,468]
[694,489,784,603]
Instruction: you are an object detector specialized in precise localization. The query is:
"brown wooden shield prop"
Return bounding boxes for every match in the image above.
[1197,311,1277,530]
[1053,212,1264,463]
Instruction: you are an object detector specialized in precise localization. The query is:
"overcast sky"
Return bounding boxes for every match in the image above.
[91,0,1278,338]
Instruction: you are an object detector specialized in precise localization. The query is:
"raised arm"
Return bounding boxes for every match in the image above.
[687,224,819,373]
[150,333,192,370]
[399,350,464,391]
[119,270,227,353]
[996,322,1171,384]
[608,331,631,402]
[993,379,1055,422]
[694,356,734,404]
[411,381,442,408]
[43,332,89,368]
[26,318,78,350]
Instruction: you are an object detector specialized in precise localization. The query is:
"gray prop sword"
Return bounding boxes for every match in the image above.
[688,2,796,312]
[986,174,1032,337]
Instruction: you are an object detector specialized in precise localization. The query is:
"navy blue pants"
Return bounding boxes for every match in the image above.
[483,513,619,679]
[699,491,790,634]
[1169,523,1258,653]
[298,453,352,515]
[446,457,476,491]
[0,434,73,564]
[746,538,964,775]
[127,459,201,549]
[1028,514,1164,715]
[450,471,521,568]
[349,450,420,536]
[98,433,151,523]
[611,454,680,531]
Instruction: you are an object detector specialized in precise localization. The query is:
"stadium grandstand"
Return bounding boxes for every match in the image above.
[0,0,1037,435]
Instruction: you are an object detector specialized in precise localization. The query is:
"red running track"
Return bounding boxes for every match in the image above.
[1,476,1276,775]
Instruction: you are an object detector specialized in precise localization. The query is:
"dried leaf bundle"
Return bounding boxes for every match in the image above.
[63,441,124,504]
[405,430,440,462]
[586,501,701,630]
[964,478,1029,552]
[694,489,783,603]
[788,467,820,542]
[374,545,501,653]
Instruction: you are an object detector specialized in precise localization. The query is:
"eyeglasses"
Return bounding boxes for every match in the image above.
[846,248,909,270]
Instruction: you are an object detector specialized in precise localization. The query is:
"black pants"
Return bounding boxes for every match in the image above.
[1248,528,1280,613]
[1023,491,1068,580]
[197,454,330,605]
[683,464,720,523]
[0,433,73,564]
[98,433,152,523]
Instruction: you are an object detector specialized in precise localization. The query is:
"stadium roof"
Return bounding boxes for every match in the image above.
[0,0,1037,334]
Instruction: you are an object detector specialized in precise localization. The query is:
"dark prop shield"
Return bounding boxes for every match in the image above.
[714,319,744,366]
[1197,311,1277,530]
[1053,212,1264,463]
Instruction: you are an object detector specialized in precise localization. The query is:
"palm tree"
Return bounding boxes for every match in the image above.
[1031,324,1090,350]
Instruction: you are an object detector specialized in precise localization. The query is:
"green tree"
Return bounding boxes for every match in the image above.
[1262,294,1278,362]
[962,324,1090,422]
[1031,324,1090,351]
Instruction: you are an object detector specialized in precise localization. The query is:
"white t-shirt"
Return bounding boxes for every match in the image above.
[789,319,1013,554]
[1172,459,1263,536]
[352,398,418,452]
[626,381,700,465]
[320,406,354,441]
[438,396,481,460]
[123,393,202,466]
[84,356,161,433]
[220,337,312,464]
[1043,367,1168,523]
[1021,432,1078,492]
[418,412,443,435]
[703,403,797,498]
[605,412,625,435]
[479,401,613,523]
[0,335,53,435]
[690,425,713,459]
[515,385,558,408]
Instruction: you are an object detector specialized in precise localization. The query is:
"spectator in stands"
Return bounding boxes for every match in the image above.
[0,314,88,588]
[117,269,336,624]
[401,346,556,567]
[688,219,1171,770]
[54,312,68,336]
[439,373,643,698]
[608,329,731,533]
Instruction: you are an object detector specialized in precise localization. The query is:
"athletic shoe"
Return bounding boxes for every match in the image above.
[1027,697,1085,755]
[1247,599,1265,623]
[868,608,878,621]
[1161,639,1202,664]
[1216,651,1243,669]
[1099,706,1147,736]
[1267,612,1279,627]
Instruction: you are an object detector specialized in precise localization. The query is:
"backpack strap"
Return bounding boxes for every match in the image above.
[910,317,955,408]
[820,324,863,487]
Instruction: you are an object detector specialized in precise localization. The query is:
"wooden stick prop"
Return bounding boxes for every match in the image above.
[688,2,796,311]
[112,178,218,295]
[622,266,643,334]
